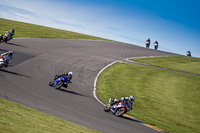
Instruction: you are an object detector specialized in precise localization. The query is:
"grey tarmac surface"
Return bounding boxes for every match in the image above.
[0,38,178,133]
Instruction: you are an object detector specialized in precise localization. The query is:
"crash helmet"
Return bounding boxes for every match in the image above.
[68,71,73,76]
[129,95,135,102]
[9,51,13,56]
[12,29,15,33]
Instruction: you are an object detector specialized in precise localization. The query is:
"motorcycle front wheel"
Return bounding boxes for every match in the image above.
[4,37,7,43]
[104,104,110,112]
[55,81,63,89]
[115,108,126,117]
[49,81,54,86]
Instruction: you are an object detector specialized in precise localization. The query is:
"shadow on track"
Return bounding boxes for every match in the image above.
[0,69,30,78]
[121,115,143,123]
[0,49,8,52]
[58,88,90,98]
[6,42,26,48]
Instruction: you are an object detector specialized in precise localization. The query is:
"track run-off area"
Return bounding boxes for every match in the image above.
[0,38,178,133]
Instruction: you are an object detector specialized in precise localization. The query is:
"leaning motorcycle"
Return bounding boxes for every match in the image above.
[104,100,130,117]
[49,76,69,89]
[3,32,10,43]
[3,36,8,43]
[0,57,4,68]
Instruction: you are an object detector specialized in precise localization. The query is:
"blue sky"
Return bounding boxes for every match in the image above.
[0,0,200,57]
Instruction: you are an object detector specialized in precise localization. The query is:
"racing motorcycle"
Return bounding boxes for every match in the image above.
[0,57,4,68]
[3,32,10,43]
[0,51,13,68]
[49,76,69,89]
[104,99,131,117]
[146,41,150,48]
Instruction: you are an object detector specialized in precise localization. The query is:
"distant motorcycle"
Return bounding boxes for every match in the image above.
[187,51,191,57]
[3,32,10,43]
[146,41,150,48]
[0,51,13,68]
[49,76,69,89]
[104,100,131,117]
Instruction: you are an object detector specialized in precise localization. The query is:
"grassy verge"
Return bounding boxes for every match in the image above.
[96,59,200,133]
[131,56,200,75]
[0,18,112,41]
[0,98,99,133]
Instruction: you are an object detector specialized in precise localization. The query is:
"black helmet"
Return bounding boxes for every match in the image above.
[9,51,13,56]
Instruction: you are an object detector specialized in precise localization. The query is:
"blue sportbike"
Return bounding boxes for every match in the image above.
[49,76,69,89]
[104,100,131,117]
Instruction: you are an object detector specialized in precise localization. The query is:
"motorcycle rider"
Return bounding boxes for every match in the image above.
[0,51,13,67]
[4,30,11,41]
[3,29,15,42]
[109,95,135,111]
[154,40,158,50]
[53,71,73,83]
[146,38,151,48]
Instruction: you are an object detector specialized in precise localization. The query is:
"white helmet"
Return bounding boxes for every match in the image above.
[129,95,135,101]
[68,71,73,76]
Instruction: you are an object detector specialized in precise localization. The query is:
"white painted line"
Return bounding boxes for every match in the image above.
[93,56,155,105]
[93,61,120,106]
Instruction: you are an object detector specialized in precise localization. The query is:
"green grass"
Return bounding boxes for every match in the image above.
[131,56,200,75]
[0,18,112,41]
[0,98,99,133]
[1,18,200,133]
[97,59,200,133]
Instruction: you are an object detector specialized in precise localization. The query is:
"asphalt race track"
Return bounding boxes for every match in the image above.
[0,38,178,133]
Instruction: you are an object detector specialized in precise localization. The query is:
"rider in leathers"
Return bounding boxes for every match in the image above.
[154,40,159,50]
[3,29,15,42]
[146,38,151,48]
[53,71,73,83]
[0,51,13,67]
[109,95,135,111]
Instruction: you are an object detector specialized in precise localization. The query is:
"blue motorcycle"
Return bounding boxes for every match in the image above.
[104,100,130,117]
[49,76,69,89]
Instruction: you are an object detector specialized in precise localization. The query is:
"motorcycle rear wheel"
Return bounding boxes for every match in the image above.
[115,108,126,116]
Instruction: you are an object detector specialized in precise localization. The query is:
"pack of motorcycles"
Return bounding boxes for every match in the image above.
[0,31,14,68]
[1,31,132,117]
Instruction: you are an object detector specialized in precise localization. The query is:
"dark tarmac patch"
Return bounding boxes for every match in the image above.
[0,49,35,67]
